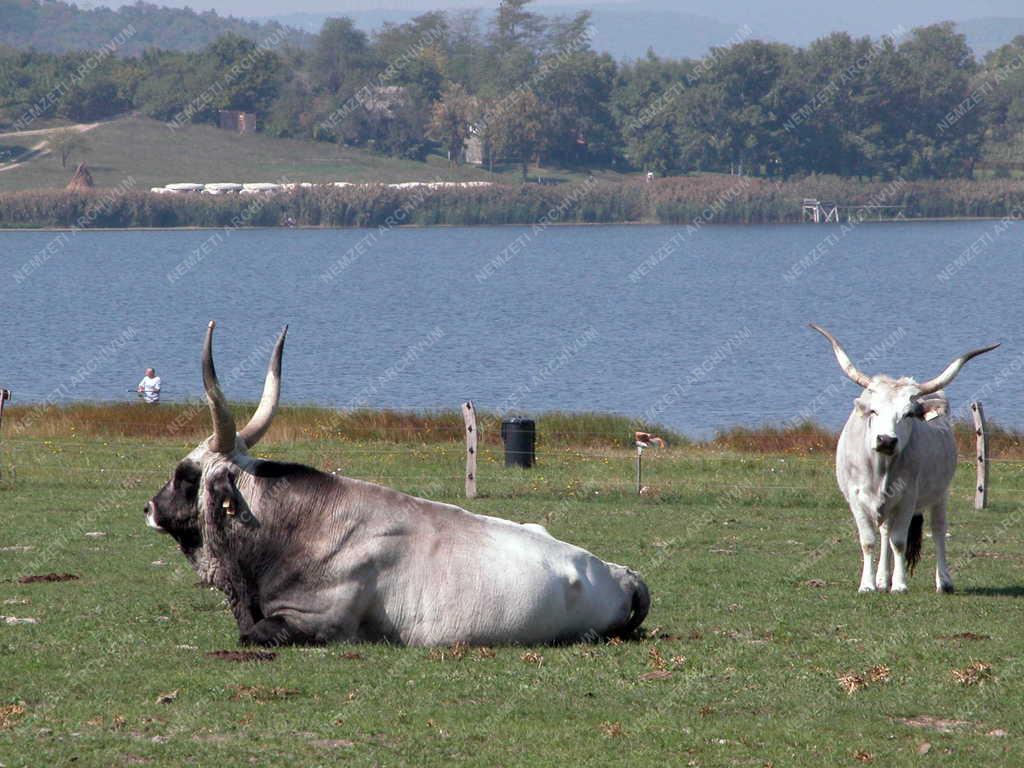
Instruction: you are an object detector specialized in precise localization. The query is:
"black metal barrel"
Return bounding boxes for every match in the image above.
[500,418,536,468]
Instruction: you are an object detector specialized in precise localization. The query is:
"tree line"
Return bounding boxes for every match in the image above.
[2,0,1024,181]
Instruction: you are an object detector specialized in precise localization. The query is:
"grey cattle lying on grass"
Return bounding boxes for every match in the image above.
[810,324,998,594]
[145,322,650,647]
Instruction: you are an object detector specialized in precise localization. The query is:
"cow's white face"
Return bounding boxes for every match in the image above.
[854,377,926,456]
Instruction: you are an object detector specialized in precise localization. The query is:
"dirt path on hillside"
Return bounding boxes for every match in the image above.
[0,122,102,173]
[0,121,101,140]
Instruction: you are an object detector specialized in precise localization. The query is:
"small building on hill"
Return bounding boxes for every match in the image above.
[218,110,257,134]
[463,134,484,165]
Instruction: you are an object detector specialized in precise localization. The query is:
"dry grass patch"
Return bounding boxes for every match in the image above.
[0,704,25,729]
[838,665,891,695]
[599,721,626,738]
[952,661,993,686]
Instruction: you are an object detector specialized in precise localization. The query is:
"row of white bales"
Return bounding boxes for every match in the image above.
[149,181,495,195]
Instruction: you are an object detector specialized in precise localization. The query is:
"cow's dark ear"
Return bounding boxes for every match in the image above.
[173,461,201,496]
[206,468,247,523]
[919,398,948,422]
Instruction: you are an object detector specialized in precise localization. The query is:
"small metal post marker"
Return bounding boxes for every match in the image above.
[634,431,665,495]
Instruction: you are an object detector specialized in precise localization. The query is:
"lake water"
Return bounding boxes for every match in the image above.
[1,222,1021,438]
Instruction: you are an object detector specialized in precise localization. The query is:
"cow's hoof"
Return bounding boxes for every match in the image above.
[937,582,955,594]
[874,581,890,593]
[890,585,908,594]
[858,585,876,593]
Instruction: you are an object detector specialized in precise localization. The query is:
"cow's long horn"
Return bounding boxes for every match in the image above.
[203,321,237,453]
[238,325,288,448]
[809,323,872,388]
[916,342,1000,396]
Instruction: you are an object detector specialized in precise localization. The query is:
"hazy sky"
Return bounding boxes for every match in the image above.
[81,0,1024,22]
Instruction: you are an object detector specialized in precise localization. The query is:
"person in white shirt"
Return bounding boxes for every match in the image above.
[137,368,161,404]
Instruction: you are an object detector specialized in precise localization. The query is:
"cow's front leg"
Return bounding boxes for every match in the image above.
[853,510,878,593]
[887,506,916,593]
[931,500,955,593]
[240,615,320,647]
[875,521,891,592]
[214,572,259,636]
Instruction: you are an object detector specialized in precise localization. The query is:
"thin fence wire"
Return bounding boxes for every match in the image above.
[3,436,1023,467]
[3,440,1022,502]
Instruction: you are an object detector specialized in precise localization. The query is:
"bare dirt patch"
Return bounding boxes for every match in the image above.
[18,573,79,584]
[895,715,974,733]
[204,650,276,663]
[228,684,300,702]
[940,631,991,642]
[311,738,355,749]
[639,670,673,681]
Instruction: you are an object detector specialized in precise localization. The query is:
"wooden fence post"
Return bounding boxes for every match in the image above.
[972,401,988,510]
[0,389,9,480]
[635,444,643,495]
[462,401,477,499]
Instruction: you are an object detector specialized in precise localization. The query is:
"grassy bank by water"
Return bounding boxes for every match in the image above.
[5,402,1023,457]
[1,405,1023,765]
[5,175,1024,229]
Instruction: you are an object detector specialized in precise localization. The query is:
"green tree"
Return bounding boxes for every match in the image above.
[429,82,478,166]
[47,127,90,169]
[312,18,374,95]
[204,33,284,116]
[487,89,542,180]
[611,53,691,174]
[897,23,979,178]
[534,46,618,166]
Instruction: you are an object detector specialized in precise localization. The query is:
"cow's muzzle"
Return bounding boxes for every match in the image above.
[875,435,898,455]
[145,501,165,532]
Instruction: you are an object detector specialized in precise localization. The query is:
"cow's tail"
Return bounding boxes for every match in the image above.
[906,513,924,576]
[612,570,650,638]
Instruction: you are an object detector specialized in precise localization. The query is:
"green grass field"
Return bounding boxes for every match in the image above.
[0,116,626,193]
[2,408,1023,766]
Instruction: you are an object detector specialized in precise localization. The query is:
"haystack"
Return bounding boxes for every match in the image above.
[66,163,94,190]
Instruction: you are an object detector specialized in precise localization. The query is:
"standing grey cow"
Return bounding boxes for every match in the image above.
[145,322,649,646]
[810,324,998,594]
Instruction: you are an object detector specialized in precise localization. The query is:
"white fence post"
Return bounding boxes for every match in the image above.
[972,401,988,510]
[462,401,477,499]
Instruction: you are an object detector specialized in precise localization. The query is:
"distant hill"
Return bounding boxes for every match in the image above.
[259,4,1024,61]
[3,0,1023,61]
[0,0,310,55]
[0,115,619,193]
